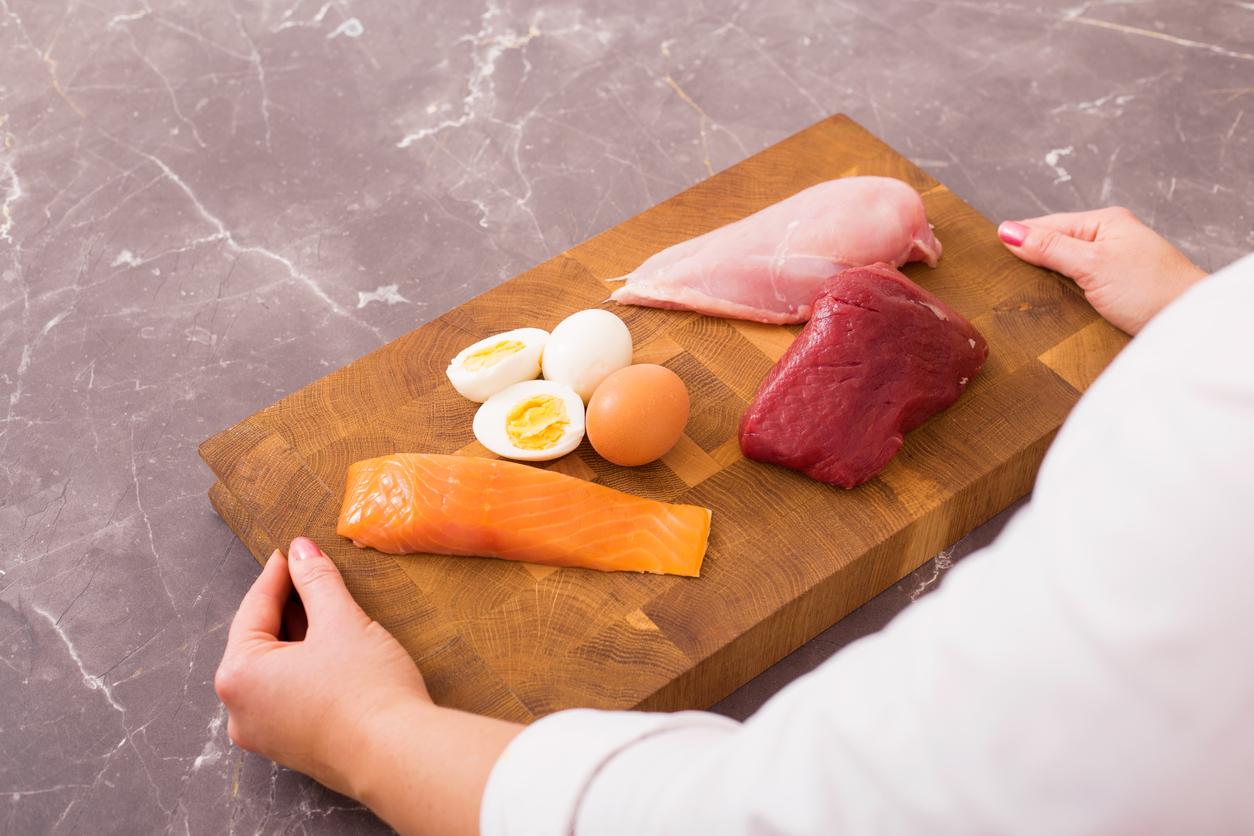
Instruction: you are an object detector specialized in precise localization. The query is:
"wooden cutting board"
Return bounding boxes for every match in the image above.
[200,114,1128,723]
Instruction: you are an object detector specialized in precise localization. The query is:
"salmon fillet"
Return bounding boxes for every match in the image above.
[337,453,711,576]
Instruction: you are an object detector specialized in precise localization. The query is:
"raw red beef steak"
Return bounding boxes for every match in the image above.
[738,263,989,488]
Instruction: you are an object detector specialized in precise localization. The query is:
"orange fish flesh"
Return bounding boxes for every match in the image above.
[337,453,711,576]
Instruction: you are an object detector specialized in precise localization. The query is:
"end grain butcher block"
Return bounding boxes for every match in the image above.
[200,115,1128,723]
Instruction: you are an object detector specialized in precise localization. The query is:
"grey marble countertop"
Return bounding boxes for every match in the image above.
[2,1,1250,833]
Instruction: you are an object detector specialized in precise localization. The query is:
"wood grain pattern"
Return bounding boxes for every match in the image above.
[199,115,1128,722]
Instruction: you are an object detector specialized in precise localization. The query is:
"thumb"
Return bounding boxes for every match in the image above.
[998,219,1094,280]
[286,537,366,629]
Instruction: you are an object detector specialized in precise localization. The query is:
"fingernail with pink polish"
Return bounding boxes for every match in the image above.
[998,221,1029,247]
[289,537,321,560]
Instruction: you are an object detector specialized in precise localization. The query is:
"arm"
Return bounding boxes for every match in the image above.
[997,206,1207,335]
[214,537,523,836]
[484,255,1254,834]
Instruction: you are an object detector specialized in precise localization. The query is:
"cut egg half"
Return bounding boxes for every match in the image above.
[446,327,549,403]
[473,380,585,461]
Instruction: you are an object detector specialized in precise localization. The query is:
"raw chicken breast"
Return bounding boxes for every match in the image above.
[609,176,941,324]
[738,263,988,488]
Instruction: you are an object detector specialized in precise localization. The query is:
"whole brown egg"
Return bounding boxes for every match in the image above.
[585,364,690,467]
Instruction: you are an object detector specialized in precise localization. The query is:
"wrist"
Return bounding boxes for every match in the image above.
[347,697,437,808]
[349,698,525,836]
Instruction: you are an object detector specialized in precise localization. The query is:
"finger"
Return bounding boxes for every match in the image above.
[286,537,368,631]
[1011,210,1107,243]
[998,218,1096,279]
[227,549,293,646]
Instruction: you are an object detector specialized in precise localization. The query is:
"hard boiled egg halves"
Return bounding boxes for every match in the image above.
[473,380,585,461]
[445,328,548,403]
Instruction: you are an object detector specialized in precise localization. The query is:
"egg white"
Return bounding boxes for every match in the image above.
[540,309,633,403]
[473,379,586,461]
[446,327,549,402]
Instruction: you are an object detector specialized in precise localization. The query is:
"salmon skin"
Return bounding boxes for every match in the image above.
[337,453,711,577]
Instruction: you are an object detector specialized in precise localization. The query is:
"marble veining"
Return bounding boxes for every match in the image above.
[2,0,1250,832]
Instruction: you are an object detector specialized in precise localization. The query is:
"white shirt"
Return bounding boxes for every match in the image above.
[480,254,1254,836]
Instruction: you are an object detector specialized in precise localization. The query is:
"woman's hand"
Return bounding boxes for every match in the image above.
[214,537,432,798]
[215,538,523,836]
[998,207,1207,335]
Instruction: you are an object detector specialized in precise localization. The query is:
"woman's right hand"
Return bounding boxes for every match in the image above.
[997,207,1207,335]
[215,538,523,836]
[214,537,434,800]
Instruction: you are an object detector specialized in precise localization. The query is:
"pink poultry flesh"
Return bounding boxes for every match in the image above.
[608,176,941,325]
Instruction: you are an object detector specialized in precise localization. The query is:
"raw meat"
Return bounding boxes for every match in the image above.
[337,453,711,576]
[738,263,988,488]
[609,176,942,324]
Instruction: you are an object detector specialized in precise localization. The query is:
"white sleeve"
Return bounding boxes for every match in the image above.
[481,255,1254,836]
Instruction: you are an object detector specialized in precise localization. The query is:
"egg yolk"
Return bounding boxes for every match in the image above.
[506,395,569,450]
[462,340,524,372]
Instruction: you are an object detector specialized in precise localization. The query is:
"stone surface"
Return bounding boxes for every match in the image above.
[1,1,1249,832]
